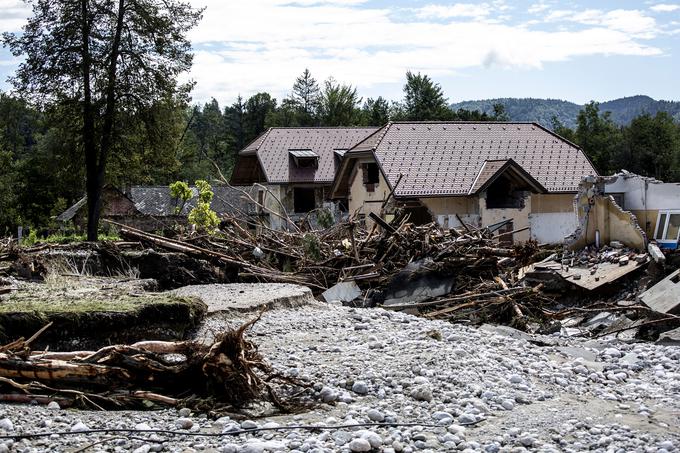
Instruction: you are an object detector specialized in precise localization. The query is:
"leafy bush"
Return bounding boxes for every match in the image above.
[188,180,219,233]
[169,181,193,214]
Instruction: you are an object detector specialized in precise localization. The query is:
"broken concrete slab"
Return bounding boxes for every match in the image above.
[321,281,362,303]
[639,269,680,315]
[382,258,455,307]
[648,243,666,264]
[173,283,314,314]
[657,327,680,346]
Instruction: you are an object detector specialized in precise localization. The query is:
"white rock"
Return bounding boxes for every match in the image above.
[458,413,476,424]
[135,423,152,431]
[178,407,192,417]
[349,438,372,452]
[501,400,515,410]
[132,445,151,453]
[410,385,433,402]
[241,420,259,429]
[46,401,60,411]
[320,386,338,403]
[70,421,88,432]
[0,420,12,431]
[174,418,193,430]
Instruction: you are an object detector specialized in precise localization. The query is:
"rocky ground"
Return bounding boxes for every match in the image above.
[0,296,678,452]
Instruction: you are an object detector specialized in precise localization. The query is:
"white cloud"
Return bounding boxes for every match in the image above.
[650,4,680,12]
[543,8,657,38]
[528,1,551,14]
[417,3,491,19]
[0,0,30,34]
[0,0,669,106]
[183,0,663,104]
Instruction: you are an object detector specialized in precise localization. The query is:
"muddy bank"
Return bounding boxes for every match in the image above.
[0,277,207,350]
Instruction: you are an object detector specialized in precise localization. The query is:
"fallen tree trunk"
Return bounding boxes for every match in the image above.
[0,317,302,412]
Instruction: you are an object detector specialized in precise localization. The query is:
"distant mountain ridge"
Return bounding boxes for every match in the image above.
[450,95,680,129]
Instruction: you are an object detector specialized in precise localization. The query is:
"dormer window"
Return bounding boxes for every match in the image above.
[289,149,319,169]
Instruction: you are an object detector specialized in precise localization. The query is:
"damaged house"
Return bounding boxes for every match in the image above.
[57,185,247,232]
[230,127,378,229]
[603,171,680,250]
[569,171,680,251]
[331,121,598,244]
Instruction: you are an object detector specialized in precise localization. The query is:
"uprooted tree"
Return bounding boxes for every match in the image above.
[2,0,203,241]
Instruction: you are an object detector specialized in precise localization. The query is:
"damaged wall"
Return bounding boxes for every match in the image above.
[420,197,481,230]
[604,171,680,248]
[529,194,579,244]
[480,191,532,243]
[569,176,647,251]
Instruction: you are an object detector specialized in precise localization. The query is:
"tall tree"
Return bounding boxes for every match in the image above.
[574,102,622,174]
[617,112,680,181]
[290,69,321,126]
[403,71,452,121]
[319,78,361,126]
[361,97,390,126]
[225,95,246,151]
[244,92,277,143]
[3,0,202,240]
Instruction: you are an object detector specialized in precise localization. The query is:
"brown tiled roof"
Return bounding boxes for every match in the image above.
[354,122,596,196]
[469,160,509,194]
[469,159,547,194]
[240,127,378,184]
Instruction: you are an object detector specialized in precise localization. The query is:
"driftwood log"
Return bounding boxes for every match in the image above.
[0,316,297,411]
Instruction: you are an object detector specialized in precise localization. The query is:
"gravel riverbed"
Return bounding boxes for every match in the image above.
[0,300,678,452]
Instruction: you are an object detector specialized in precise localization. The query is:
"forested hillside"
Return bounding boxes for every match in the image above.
[451,95,680,128]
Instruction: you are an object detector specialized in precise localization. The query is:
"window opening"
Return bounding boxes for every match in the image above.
[293,187,316,213]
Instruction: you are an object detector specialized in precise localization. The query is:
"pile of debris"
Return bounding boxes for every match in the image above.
[0,318,306,412]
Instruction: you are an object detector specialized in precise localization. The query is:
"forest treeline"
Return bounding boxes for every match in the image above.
[1,68,679,234]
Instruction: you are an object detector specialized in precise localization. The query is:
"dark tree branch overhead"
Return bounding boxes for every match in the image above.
[2,0,203,240]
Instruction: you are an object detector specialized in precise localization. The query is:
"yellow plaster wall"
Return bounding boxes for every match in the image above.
[531,193,575,213]
[480,194,532,243]
[347,159,390,222]
[420,197,479,216]
[572,196,646,250]
[630,209,659,238]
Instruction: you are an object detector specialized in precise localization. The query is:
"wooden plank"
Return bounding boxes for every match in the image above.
[368,212,396,234]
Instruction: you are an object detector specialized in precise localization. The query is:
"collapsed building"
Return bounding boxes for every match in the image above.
[569,171,680,251]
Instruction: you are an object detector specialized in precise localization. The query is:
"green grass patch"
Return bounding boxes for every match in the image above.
[0,292,203,314]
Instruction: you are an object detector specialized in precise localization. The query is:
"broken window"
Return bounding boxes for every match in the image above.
[256,190,265,213]
[361,163,380,192]
[485,176,525,209]
[293,187,316,213]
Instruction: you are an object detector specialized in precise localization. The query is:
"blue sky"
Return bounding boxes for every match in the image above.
[1,0,679,107]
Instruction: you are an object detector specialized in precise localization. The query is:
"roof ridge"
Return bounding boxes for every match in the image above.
[389,120,542,125]
[267,126,378,130]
